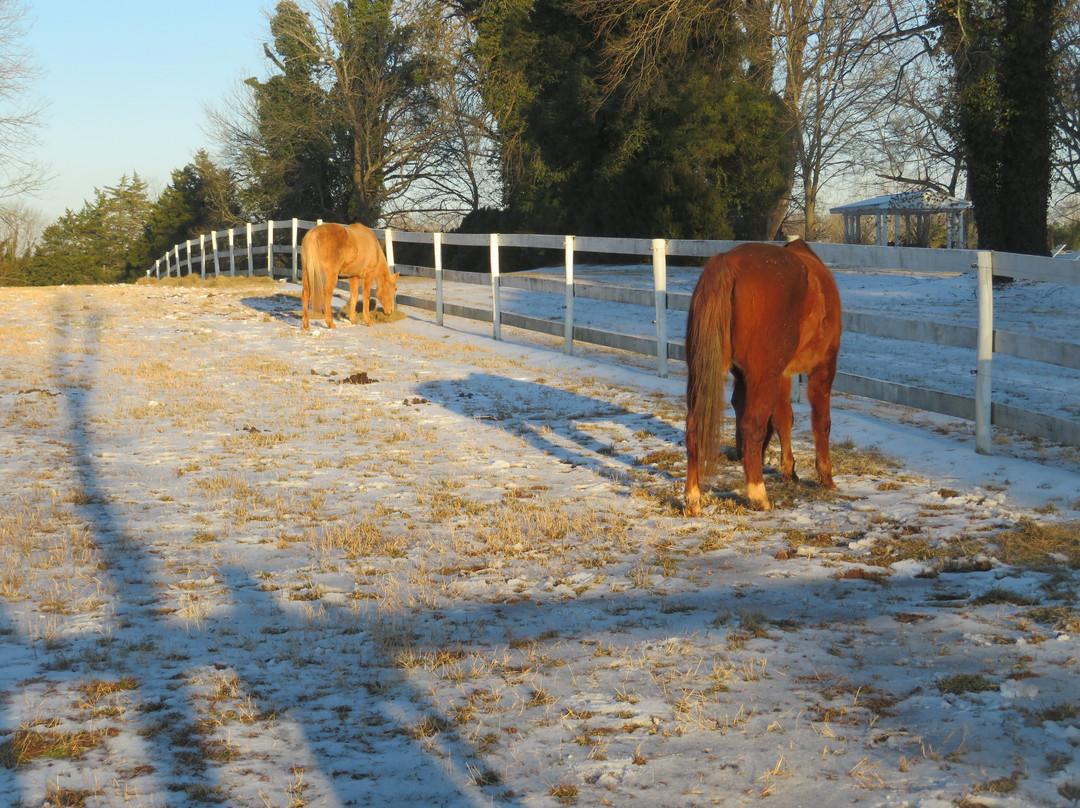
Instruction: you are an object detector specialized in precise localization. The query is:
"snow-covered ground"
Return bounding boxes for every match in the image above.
[0,274,1078,808]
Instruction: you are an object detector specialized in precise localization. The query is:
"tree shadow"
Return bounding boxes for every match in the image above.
[0,295,1051,806]
[0,301,527,806]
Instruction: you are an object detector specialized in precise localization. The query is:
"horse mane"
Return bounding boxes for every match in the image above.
[685,254,735,481]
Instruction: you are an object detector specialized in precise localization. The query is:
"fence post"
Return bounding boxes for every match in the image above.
[975,251,994,454]
[246,223,253,277]
[384,228,395,269]
[652,237,668,377]
[490,233,501,340]
[228,228,236,276]
[291,218,299,282]
[433,232,444,326]
[564,235,575,355]
[175,244,182,277]
[199,234,207,280]
[267,220,274,279]
[211,231,220,277]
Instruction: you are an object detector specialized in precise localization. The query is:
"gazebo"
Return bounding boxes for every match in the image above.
[830,190,972,249]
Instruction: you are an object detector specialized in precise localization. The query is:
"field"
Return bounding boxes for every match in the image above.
[1,278,1079,808]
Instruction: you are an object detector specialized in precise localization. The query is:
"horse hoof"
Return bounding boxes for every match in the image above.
[746,482,771,511]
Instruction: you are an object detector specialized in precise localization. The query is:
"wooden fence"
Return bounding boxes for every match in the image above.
[150,220,1080,452]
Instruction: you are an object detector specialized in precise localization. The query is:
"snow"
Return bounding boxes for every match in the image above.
[0,269,1078,808]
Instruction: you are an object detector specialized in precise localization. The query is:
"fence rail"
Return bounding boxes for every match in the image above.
[150,220,1080,451]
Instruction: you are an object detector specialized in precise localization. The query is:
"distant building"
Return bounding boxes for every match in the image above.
[830,190,972,249]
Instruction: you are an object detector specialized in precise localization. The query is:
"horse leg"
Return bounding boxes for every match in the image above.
[807,365,836,489]
[323,270,337,329]
[731,367,746,461]
[301,275,310,330]
[684,407,702,517]
[347,277,360,325]
[738,380,780,511]
[774,376,797,482]
[361,276,373,326]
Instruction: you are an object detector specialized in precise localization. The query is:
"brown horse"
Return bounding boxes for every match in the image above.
[684,239,841,514]
[301,223,399,329]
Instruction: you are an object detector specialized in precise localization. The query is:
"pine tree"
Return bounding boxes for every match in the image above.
[26,174,152,285]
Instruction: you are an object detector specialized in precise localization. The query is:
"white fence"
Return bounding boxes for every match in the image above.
[150,219,1080,452]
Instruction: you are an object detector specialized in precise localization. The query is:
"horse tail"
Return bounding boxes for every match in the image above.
[302,230,325,313]
[686,254,735,481]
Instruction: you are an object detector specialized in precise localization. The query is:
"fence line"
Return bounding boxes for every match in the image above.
[150,220,1080,451]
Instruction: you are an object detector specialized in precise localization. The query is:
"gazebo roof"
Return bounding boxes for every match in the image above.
[830,190,972,216]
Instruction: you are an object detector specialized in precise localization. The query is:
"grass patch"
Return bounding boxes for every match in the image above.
[45,784,104,807]
[834,567,889,584]
[991,519,1080,568]
[864,536,947,567]
[1024,605,1080,633]
[136,274,275,289]
[830,439,901,476]
[971,588,1038,606]
[937,673,997,695]
[0,727,117,767]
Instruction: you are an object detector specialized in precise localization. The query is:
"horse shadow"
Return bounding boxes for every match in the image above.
[417,373,688,492]
[242,292,307,326]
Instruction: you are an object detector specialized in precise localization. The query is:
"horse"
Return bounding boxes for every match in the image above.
[301,222,399,330]
[683,239,842,514]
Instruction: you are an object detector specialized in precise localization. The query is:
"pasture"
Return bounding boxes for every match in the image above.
[1,279,1078,807]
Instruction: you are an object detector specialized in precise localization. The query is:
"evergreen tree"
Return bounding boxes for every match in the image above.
[473,0,790,239]
[239,1,354,221]
[933,0,1059,254]
[134,151,243,270]
[26,174,151,285]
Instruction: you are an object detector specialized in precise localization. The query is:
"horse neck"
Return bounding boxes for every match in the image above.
[374,255,392,282]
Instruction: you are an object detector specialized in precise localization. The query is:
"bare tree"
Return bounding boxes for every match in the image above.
[0,200,42,284]
[0,0,46,203]
[398,2,501,226]
[1054,0,1080,201]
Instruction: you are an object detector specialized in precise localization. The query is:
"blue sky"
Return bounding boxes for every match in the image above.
[24,0,271,223]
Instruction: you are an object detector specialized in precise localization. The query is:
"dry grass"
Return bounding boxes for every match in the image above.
[990,519,1080,568]
[310,520,407,560]
[136,274,276,289]
[0,727,118,768]
[4,283,1077,807]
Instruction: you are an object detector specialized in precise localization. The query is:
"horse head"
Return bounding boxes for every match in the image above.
[378,272,400,315]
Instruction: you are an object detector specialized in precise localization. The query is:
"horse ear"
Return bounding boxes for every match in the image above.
[393,272,401,280]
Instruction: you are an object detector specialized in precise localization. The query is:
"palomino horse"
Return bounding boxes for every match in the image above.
[301,223,399,329]
[684,239,841,514]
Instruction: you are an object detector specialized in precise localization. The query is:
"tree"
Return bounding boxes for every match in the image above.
[0,0,46,203]
[1053,0,1080,201]
[214,0,479,226]
[474,0,791,239]
[26,174,152,285]
[571,0,930,239]
[133,151,244,270]
[933,0,1059,254]
[0,200,43,285]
